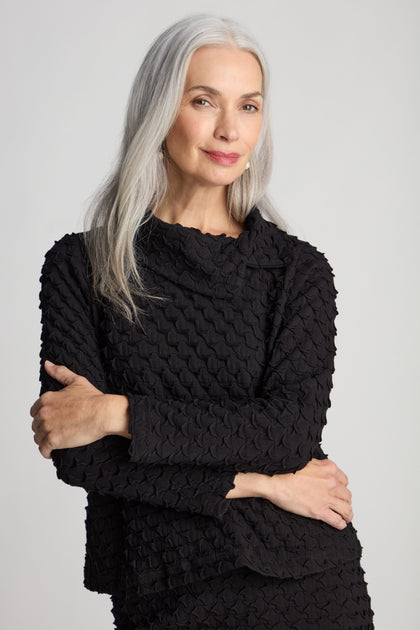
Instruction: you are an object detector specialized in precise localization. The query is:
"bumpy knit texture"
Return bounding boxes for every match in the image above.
[38,207,369,612]
[110,557,374,629]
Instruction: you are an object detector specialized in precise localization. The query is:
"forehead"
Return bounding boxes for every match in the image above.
[184,46,263,93]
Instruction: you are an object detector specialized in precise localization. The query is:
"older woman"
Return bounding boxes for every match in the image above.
[30,14,374,629]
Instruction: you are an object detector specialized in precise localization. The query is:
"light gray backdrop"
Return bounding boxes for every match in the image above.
[1,0,418,628]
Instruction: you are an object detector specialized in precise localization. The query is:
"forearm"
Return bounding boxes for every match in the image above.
[36,367,237,519]
[91,396,274,502]
[37,237,238,521]
[102,399,270,501]
[124,390,329,473]
[50,437,236,519]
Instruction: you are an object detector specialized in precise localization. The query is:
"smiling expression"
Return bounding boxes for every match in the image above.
[164,45,264,191]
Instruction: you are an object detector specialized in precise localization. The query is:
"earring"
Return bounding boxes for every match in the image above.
[158,142,166,161]
[245,161,250,170]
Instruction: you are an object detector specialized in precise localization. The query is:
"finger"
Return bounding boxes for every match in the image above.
[34,429,47,448]
[33,431,44,446]
[39,436,53,459]
[44,361,78,386]
[322,459,349,486]
[31,417,47,439]
[320,509,348,531]
[334,467,349,487]
[329,498,354,523]
[331,484,352,504]
[30,398,42,418]
[39,446,52,459]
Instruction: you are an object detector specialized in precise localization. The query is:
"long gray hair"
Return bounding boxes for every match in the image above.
[84,14,287,323]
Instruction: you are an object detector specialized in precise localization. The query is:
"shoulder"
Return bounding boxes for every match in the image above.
[260,215,335,281]
[255,212,338,308]
[41,232,94,298]
[43,232,87,266]
[42,232,93,281]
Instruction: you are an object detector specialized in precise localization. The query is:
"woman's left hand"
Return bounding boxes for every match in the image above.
[30,360,112,459]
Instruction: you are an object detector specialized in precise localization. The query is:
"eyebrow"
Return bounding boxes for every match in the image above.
[186,85,263,99]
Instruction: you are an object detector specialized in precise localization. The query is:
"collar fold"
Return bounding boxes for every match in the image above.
[136,207,288,298]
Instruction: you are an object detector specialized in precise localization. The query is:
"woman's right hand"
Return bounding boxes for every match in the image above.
[262,458,353,530]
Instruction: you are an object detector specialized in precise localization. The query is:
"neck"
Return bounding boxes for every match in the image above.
[154,176,244,237]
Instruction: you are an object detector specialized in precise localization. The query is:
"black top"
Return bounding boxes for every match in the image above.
[38,206,362,599]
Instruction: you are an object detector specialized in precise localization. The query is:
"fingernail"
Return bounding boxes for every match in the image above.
[45,360,55,367]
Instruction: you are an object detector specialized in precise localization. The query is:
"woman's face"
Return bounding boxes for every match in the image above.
[164,45,263,191]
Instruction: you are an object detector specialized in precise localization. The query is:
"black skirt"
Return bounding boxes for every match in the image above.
[110,556,375,629]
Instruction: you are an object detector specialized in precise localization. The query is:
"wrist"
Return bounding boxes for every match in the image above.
[253,472,274,499]
[226,472,273,499]
[100,394,132,439]
[256,472,279,500]
[261,472,294,506]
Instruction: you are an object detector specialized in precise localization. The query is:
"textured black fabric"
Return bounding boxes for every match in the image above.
[38,206,368,606]
[110,557,374,629]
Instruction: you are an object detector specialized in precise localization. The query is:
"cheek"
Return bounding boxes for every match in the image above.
[167,115,204,153]
[247,119,263,149]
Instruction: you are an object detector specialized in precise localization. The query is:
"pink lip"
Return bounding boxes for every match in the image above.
[202,150,241,165]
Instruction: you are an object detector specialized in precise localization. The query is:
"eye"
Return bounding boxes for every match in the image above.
[193,98,211,107]
[242,103,259,112]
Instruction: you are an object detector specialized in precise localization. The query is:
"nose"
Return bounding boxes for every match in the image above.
[214,109,239,142]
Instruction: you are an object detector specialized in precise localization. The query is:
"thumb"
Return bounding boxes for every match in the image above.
[44,360,79,386]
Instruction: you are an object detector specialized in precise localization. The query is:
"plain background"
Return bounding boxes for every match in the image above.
[1,0,418,628]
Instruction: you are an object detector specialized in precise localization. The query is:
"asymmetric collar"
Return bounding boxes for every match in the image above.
[135,207,288,298]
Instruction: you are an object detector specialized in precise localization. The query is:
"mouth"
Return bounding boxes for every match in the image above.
[202,150,241,165]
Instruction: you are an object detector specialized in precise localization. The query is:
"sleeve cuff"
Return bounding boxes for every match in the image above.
[188,469,237,520]
[127,394,151,462]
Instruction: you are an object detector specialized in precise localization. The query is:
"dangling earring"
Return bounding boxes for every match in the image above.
[245,161,250,170]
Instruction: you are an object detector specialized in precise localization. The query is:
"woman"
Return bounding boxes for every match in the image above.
[30,14,374,629]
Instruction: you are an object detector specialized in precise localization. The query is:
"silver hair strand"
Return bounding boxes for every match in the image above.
[84,14,288,323]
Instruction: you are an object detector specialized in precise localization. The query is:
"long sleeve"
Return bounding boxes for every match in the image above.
[39,234,236,519]
[126,247,337,475]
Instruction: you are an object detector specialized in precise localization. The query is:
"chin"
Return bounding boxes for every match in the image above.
[203,169,245,188]
[207,178,240,189]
